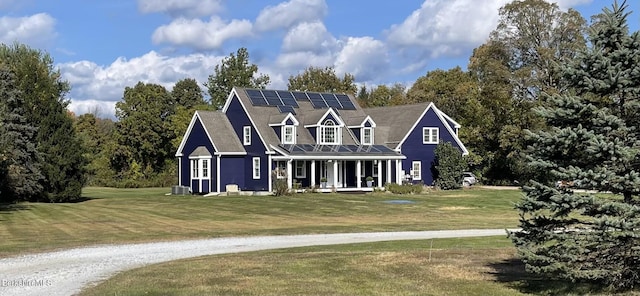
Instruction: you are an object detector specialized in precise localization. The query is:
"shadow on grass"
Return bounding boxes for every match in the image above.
[488,258,610,295]
[0,203,31,221]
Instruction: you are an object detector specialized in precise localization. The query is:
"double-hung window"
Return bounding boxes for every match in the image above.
[191,158,210,179]
[362,127,373,145]
[423,127,439,144]
[295,161,306,178]
[320,120,339,145]
[276,161,287,179]
[411,161,422,180]
[243,126,251,145]
[252,157,260,179]
[282,125,295,144]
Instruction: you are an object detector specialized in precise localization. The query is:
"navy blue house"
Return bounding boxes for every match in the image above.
[175,87,468,194]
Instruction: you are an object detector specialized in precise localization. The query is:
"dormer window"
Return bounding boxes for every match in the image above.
[362,127,373,145]
[320,120,340,145]
[282,125,295,144]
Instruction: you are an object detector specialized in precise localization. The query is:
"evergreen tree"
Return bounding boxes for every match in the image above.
[0,67,43,202]
[512,1,640,291]
[432,142,466,190]
[0,43,86,202]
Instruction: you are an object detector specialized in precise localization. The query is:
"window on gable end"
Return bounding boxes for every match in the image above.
[252,157,260,179]
[243,126,251,145]
[423,127,439,144]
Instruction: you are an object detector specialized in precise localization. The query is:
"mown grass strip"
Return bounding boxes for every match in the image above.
[0,187,521,257]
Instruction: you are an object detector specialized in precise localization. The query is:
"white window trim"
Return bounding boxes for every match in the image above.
[372,161,379,177]
[243,126,251,145]
[295,161,306,178]
[362,127,373,145]
[423,127,439,144]
[282,125,296,145]
[252,157,260,179]
[411,161,422,180]
[190,157,211,180]
[319,120,341,145]
[276,161,287,179]
[191,159,199,179]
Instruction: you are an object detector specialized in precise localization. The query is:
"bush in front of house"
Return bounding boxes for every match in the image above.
[386,183,423,194]
[433,142,466,190]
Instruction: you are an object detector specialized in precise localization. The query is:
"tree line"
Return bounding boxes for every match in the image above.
[2,0,640,289]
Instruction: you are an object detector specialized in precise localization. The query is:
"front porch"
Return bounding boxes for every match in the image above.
[272,159,405,192]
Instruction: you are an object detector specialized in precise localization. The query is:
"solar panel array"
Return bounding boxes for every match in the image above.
[245,89,356,113]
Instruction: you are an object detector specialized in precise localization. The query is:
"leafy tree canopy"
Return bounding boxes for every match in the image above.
[206,48,270,109]
[287,66,356,95]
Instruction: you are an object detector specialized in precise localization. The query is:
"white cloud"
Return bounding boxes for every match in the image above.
[68,99,118,120]
[255,0,327,32]
[59,51,224,118]
[152,16,253,51]
[275,51,335,71]
[282,21,337,54]
[334,37,389,82]
[137,0,223,18]
[387,0,507,58]
[555,0,593,10]
[0,13,56,48]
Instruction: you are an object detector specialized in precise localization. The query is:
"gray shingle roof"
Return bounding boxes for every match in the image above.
[233,87,368,148]
[364,103,431,147]
[197,110,246,153]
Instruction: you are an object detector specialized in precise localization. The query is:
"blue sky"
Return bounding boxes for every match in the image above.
[0,0,637,118]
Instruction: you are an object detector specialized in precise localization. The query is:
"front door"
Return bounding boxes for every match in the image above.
[325,161,343,188]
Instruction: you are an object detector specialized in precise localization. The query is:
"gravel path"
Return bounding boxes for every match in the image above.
[0,229,512,296]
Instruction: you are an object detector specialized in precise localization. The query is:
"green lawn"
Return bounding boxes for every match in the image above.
[0,187,520,257]
[81,236,636,296]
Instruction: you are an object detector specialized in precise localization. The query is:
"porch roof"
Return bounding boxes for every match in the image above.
[274,144,405,159]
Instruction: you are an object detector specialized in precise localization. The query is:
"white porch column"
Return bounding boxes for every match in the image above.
[216,155,221,193]
[386,160,391,188]
[356,160,362,189]
[396,159,402,184]
[287,160,293,189]
[377,160,382,188]
[332,160,338,189]
[311,161,316,188]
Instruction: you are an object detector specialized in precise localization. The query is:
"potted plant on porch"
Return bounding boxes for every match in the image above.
[320,177,327,189]
[366,176,374,187]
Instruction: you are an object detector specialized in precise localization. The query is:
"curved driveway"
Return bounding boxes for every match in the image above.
[0,229,513,296]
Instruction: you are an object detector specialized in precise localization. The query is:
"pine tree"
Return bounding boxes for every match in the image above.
[0,67,43,202]
[511,1,640,291]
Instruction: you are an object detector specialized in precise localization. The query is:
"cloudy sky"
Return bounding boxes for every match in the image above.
[0,0,637,118]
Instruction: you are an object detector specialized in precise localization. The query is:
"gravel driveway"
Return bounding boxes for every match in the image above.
[0,229,512,296]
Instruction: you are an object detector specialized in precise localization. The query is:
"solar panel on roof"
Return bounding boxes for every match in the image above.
[262,90,283,106]
[322,93,343,109]
[307,92,327,108]
[280,97,299,107]
[336,94,356,110]
[277,91,294,99]
[292,91,309,101]
[265,97,283,105]
[246,89,267,106]
[277,105,296,115]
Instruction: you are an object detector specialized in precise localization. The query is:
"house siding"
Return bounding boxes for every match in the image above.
[179,118,216,190]
[220,156,245,190]
[400,107,464,185]
[225,95,270,191]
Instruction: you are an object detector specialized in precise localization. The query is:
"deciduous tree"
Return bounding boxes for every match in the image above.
[206,48,269,109]
[287,66,356,95]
